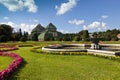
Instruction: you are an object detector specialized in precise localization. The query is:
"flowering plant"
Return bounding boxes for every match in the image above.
[0,52,22,80]
[0,45,18,52]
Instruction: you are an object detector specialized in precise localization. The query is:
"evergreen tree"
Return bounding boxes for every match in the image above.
[18,28,22,40]
[82,30,89,41]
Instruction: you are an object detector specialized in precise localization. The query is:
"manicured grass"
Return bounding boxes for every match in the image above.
[7,46,120,80]
[0,56,13,70]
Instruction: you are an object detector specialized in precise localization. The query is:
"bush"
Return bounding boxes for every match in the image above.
[20,37,27,42]
[0,35,7,42]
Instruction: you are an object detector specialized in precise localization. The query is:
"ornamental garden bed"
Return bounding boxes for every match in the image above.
[9,46,120,80]
[0,44,22,80]
[1,42,120,80]
[0,44,18,52]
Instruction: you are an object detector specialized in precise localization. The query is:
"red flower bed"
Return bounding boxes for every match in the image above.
[0,44,18,52]
[0,52,22,80]
[0,44,16,48]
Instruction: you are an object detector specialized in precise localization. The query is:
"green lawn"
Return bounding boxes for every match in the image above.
[6,46,120,80]
[0,56,13,70]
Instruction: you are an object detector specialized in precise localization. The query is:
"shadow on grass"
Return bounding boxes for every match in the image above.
[8,59,27,80]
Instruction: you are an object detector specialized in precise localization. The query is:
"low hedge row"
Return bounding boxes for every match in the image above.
[18,44,33,47]
[0,52,22,80]
[30,46,43,53]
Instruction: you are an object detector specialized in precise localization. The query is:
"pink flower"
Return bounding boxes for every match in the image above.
[0,52,22,80]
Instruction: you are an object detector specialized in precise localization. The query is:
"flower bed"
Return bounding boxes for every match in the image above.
[0,47,18,52]
[0,44,18,52]
[0,52,22,80]
[0,44,16,48]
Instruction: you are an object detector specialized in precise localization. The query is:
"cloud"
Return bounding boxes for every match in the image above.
[24,0,38,13]
[0,21,37,34]
[101,15,108,19]
[55,0,77,15]
[83,21,107,31]
[58,29,69,33]
[68,19,85,25]
[20,23,37,33]
[3,16,9,20]
[0,0,37,13]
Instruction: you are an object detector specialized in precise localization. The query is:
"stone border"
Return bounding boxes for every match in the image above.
[42,44,88,52]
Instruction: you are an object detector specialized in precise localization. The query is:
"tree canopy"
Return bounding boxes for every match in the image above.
[0,24,13,42]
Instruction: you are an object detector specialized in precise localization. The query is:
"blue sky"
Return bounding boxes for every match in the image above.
[0,0,120,34]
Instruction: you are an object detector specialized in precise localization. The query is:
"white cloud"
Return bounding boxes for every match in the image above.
[24,0,37,13]
[0,21,37,34]
[0,0,37,13]
[68,19,85,25]
[55,0,77,15]
[102,15,108,19]
[58,29,69,33]
[20,23,37,34]
[83,21,107,31]
[3,16,9,20]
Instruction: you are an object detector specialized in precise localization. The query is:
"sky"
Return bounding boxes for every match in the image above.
[0,0,120,34]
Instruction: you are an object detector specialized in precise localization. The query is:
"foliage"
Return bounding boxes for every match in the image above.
[0,44,18,51]
[12,33,20,41]
[0,24,13,42]
[0,47,18,52]
[0,35,7,42]
[82,30,89,41]
[73,35,81,41]
[97,29,120,41]
[12,29,28,41]
[20,37,27,42]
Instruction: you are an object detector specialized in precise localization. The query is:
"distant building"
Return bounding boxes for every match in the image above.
[31,24,45,35]
[31,23,63,41]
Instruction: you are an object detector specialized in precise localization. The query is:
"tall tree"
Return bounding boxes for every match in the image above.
[18,28,22,40]
[0,24,13,42]
[82,30,89,41]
